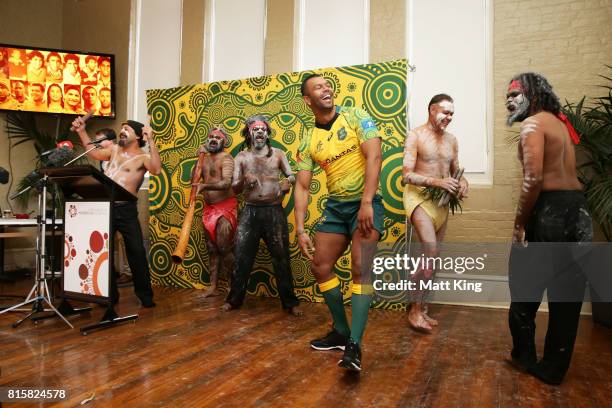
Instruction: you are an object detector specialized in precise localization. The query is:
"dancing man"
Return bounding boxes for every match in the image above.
[402,94,468,332]
[506,72,592,385]
[222,115,302,316]
[72,117,160,308]
[295,74,384,371]
[193,127,237,297]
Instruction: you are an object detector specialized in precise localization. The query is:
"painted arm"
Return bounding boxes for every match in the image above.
[513,119,545,242]
[143,124,161,176]
[71,115,112,161]
[199,154,234,191]
[401,131,434,187]
[231,153,245,194]
[450,136,469,198]
[294,170,314,259]
[278,150,295,194]
[278,150,296,183]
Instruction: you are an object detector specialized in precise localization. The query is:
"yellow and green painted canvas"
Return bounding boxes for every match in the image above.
[146,59,409,310]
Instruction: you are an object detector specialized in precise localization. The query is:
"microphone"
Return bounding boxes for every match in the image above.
[87,131,116,145]
[42,146,75,168]
[40,141,75,159]
[70,111,94,132]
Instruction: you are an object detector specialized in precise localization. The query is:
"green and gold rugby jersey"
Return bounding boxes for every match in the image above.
[296,106,381,201]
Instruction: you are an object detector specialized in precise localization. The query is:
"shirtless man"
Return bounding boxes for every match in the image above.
[72,116,161,308]
[506,73,592,385]
[222,115,302,316]
[192,127,237,298]
[402,94,468,332]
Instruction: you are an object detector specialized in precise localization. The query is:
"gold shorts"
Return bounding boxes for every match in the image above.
[403,184,449,232]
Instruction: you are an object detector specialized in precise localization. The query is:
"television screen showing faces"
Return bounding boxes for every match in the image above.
[0,44,115,118]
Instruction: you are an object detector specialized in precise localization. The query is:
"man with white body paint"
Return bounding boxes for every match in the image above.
[401,94,468,332]
[72,116,161,308]
[505,72,592,385]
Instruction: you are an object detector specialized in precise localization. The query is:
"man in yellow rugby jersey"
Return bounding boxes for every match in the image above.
[294,74,383,372]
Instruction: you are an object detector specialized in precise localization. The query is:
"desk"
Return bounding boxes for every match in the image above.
[0,218,63,276]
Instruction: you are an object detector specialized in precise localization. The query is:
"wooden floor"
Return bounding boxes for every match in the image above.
[0,282,611,408]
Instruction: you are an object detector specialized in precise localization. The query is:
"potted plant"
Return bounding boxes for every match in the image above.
[5,112,82,210]
[563,66,612,327]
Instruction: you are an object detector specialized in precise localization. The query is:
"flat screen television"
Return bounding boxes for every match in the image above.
[0,43,115,118]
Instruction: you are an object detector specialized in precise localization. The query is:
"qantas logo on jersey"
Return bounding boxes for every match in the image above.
[322,144,358,166]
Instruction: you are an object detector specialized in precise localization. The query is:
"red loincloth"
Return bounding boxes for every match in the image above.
[202,196,238,245]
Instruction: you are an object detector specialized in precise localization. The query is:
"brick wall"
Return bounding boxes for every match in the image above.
[370,0,406,62]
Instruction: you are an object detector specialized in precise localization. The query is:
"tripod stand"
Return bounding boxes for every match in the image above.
[0,175,73,328]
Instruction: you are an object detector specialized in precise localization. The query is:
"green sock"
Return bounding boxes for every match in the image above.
[350,284,373,344]
[319,277,350,337]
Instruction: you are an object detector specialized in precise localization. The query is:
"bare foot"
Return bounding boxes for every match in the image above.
[220,303,234,312]
[287,306,304,317]
[422,312,438,327]
[203,287,220,298]
[408,310,432,333]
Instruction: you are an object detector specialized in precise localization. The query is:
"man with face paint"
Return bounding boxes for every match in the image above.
[401,94,468,333]
[71,116,161,308]
[222,115,302,316]
[192,127,237,298]
[505,72,592,385]
[295,74,384,372]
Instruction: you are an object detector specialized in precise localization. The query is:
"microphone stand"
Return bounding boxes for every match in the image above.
[63,144,101,167]
[0,175,73,328]
[6,144,97,201]
[29,143,100,323]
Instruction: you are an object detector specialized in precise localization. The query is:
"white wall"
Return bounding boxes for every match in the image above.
[128,0,182,122]
[293,0,370,71]
[408,0,493,184]
[203,0,266,82]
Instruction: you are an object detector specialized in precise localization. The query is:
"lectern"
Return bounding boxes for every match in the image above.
[44,165,139,334]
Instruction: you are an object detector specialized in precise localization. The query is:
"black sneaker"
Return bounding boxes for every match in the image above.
[310,328,348,351]
[338,340,362,371]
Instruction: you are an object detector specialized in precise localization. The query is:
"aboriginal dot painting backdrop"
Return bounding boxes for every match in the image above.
[146,59,409,310]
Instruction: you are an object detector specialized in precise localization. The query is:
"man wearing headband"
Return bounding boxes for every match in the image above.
[505,72,591,385]
[192,127,237,298]
[295,74,384,372]
[72,116,161,308]
[221,115,302,316]
[401,93,468,333]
